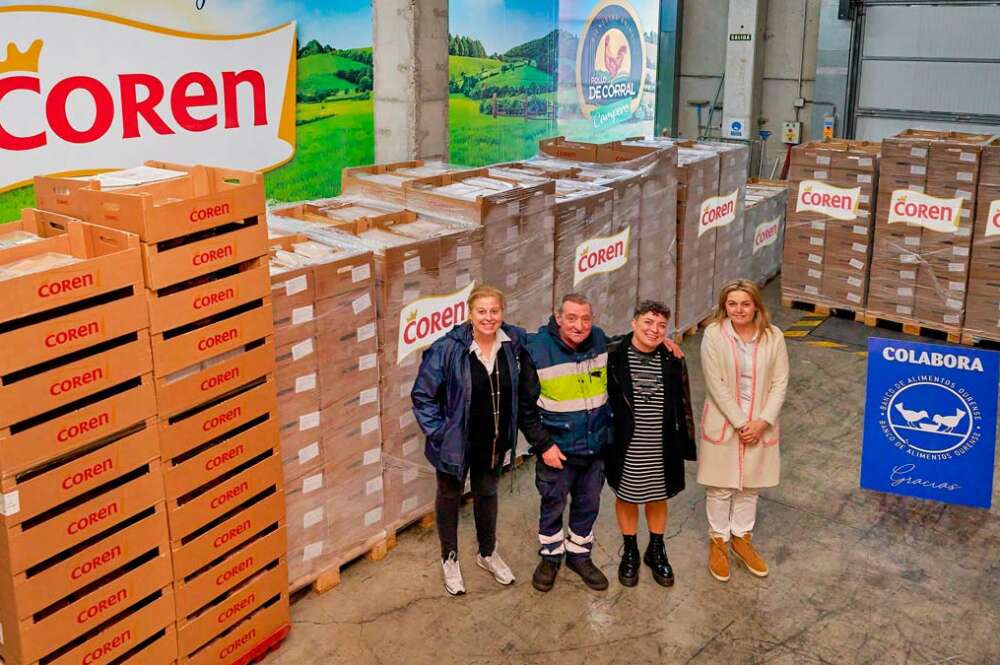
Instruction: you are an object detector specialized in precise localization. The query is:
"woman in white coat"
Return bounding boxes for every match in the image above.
[698,279,789,582]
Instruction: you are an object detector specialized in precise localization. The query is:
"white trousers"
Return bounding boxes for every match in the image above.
[706,487,759,541]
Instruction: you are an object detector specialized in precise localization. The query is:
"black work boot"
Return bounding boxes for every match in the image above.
[643,533,675,587]
[618,535,640,587]
[566,557,609,590]
[532,558,560,592]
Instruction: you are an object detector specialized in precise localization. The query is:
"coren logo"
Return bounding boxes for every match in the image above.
[795,180,860,221]
[0,7,296,193]
[574,227,630,286]
[888,189,963,233]
[397,282,475,364]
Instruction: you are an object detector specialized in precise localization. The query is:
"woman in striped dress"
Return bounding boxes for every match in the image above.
[606,301,696,587]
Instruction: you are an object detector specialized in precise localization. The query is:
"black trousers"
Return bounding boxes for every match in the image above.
[435,463,500,560]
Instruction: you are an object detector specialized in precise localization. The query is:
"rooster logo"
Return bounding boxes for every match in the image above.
[602,34,628,79]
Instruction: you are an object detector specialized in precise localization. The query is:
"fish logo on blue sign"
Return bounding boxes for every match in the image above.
[576,0,646,131]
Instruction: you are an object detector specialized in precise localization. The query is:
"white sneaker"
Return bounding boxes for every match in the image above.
[476,548,515,585]
[442,552,466,595]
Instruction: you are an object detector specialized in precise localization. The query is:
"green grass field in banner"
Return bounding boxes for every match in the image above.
[448,95,554,167]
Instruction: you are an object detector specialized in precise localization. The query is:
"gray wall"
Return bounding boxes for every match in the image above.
[678,0,822,171]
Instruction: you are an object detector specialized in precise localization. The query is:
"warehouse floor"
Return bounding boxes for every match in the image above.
[263,281,1000,665]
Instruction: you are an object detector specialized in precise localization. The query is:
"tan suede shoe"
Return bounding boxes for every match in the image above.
[708,536,730,582]
[731,533,769,577]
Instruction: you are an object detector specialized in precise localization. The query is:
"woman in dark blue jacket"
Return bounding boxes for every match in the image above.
[411,285,527,596]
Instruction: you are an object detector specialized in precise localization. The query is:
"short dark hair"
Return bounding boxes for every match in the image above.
[557,293,592,314]
[634,300,671,321]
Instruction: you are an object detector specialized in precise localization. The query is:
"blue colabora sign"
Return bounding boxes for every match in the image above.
[860,337,999,508]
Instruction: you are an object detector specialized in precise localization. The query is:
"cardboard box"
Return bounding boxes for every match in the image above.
[0,425,158,529]
[163,417,279,501]
[34,162,265,244]
[154,339,274,418]
[0,377,156,479]
[176,558,287,657]
[169,491,284,581]
[174,525,285,619]
[158,376,276,461]
[0,213,143,325]
[0,504,168,637]
[9,589,177,665]
[141,218,268,290]
[166,452,282,544]
[0,460,164,575]
[0,551,172,664]
[178,592,289,665]
[341,161,457,205]
[146,259,269,335]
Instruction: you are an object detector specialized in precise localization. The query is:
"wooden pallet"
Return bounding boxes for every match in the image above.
[232,624,291,665]
[386,511,436,551]
[863,312,961,344]
[960,332,1000,350]
[782,297,864,322]
[673,312,715,344]
[290,531,392,596]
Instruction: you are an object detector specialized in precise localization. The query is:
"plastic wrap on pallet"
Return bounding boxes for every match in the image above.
[341,160,468,206]
[532,136,679,334]
[401,168,554,332]
[489,166,621,328]
[695,141,751,296]
[965,138,1000,343]
[866,130,989,334]
[783,140,881,313]
[744,182,788,286]
[271,197,484,534]
[673,145,720,334]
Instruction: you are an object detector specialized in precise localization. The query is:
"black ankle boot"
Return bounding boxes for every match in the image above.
[619,535,640,587]
[644,534,675,587]
[532,558,560,592]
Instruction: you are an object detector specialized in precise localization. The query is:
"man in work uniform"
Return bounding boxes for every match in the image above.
[519,293,613,591]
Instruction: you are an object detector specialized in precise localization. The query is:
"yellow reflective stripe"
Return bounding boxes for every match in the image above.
[537,392,608,413]
[538,368,607,402]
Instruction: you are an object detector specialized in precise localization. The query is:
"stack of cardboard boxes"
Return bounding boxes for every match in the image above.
[965,138,1000,342]
[402,169,554,332]
[868,130,989,333]
[272,197,484,536]
[744,182,788,286]
[675,145,721,332]
[265,209,385,586]
[698,142,751,297]
[0,211,176,665]
[489,162,621,329]
[783,140,880,312]
[33,163,290,665]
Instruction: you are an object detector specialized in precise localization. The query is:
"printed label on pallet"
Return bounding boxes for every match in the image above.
[888,189,964,233]
[753,217,781,254]
[795,180,860,221]
[985,199,1000,238]
[396,282,475,364]
[573,226,630,286]
[699,189,739,236]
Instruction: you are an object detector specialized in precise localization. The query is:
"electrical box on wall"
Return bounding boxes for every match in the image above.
[782,121,802,144]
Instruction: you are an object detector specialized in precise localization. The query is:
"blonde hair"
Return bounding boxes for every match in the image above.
[715,279,772,337]
[468,285,506,313]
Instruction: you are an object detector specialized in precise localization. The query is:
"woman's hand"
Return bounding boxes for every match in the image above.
[739,419,769,445]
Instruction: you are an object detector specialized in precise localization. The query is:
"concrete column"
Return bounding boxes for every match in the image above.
[721,0,768,141]
[373,0,449,162]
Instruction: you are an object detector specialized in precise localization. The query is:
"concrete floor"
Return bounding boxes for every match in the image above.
[265,281,1000,665]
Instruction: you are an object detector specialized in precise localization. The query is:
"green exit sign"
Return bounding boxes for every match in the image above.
[729,33,752,42]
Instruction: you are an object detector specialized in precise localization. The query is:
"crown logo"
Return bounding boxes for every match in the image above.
[406,309,417,322]
[1,40,42,75]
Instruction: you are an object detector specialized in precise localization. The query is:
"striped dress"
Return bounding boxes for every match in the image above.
[616,346,668,503]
